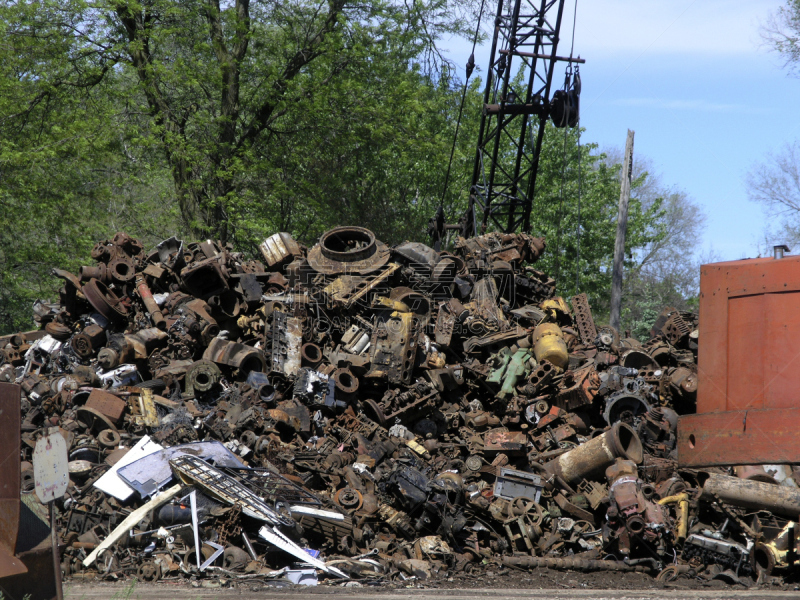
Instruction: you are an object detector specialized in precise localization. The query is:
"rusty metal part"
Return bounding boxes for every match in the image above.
[335,487,364,510]
[84,389,127,425]
[269,311,302,377]
[552,365,600,411]
[306,226,391,275]
[180,256,229,299]
[366,306,417,385]
[662,312,691,346]
[571,293,598,344]
[184,359,222,397]
[521,361,560,397]
[324,264,401,309]
[108,257,136,284]
[503,555,649,572]
[76,406,119,434]
[434,298,467,347]
[698,471,800,519]
[484,429,527,455]
[72,324,106,360]
[79,263,109,283]
[83,279,128,323]
[259,232,302,270]
[332,368,359,396]
[390,287,432,327]
[203,338,266,374]
[300,343,323,368]
[44,322,72,341]
[544,423,643,485]
[619,349,656,370]
[681,254,800,466]
[97,429,121,449]
[135,274,166,330]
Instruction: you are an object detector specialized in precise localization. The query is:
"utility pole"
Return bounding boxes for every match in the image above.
[610,129,634,333]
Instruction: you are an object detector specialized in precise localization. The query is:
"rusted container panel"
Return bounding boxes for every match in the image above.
[85,389,127,425]
[0,383,22,574]
[679,253,800,466]
[678,407,800,466]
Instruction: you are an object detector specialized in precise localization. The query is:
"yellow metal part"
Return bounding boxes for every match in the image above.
[658,493,689,540]
[139,388,159,427]
[541,296,570,318]
[406,438,430,458]
[372,296,410,313]
[531,322,568,368]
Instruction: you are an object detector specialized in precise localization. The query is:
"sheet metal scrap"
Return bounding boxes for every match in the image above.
[5,225,797,589]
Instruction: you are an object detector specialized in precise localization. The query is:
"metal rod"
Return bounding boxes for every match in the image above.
[50,501,64,600]
[499,49,585,62]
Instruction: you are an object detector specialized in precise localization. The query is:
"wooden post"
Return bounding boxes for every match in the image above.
[610,130,634,333]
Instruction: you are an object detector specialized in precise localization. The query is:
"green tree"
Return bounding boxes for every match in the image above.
[0,3,179,333]
[531,125,665,317]
[763,0,800,74]
[749,2,800,251]
[4,0,476,246]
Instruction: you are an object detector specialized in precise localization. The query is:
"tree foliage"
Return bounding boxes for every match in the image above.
[749,3,800,254]
[763,0,800,75]
[746,141,800,249]
[3,0,476,246]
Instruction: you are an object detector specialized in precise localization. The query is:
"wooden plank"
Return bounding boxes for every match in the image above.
[82,484,181,567]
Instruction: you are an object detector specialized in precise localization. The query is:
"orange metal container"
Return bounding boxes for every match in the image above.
[678,253,800,466]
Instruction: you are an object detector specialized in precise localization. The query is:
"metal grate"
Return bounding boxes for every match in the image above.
[217,466,323,507]
[170,455,293,526]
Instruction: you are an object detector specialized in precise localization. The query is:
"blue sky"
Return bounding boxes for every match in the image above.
[445,0,799,261]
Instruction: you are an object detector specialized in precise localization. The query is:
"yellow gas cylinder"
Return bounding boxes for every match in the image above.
[531,322,569,368]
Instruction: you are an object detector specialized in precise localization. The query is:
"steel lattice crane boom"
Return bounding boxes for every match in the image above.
[430,0,583,244]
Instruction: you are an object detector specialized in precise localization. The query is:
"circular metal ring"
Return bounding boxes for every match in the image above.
[108,257,136,283]
[335,487,363,510]
[307,226,390,275]
[76,407,119,434]
[97,428,121,448]
[301,343,323,367]
[82,279,128,323]
[333,368,359,395]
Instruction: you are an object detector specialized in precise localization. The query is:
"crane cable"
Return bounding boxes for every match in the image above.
[438,0,487,217]
[553,0,580,287]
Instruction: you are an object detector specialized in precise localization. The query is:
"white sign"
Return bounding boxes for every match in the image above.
[33,429,69,503]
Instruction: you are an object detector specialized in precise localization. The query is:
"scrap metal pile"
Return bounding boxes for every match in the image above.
[4,227,800,587]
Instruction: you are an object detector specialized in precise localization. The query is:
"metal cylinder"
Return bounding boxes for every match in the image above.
[531,323,569,368]
[135,275,166,330]
[698,472,800,519]
[301,342,323,368]
[544,422,643,484]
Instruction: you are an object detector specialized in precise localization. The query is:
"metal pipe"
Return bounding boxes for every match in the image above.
[543,422,643,484]
[699,472,800,519]
[503,556,648,572]
[135,275,166,330]
[658,493,689,540]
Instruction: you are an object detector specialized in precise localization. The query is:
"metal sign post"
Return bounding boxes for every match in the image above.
[33,428,68,600]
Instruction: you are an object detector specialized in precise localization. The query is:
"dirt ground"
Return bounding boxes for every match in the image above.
[63,567,800,600]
